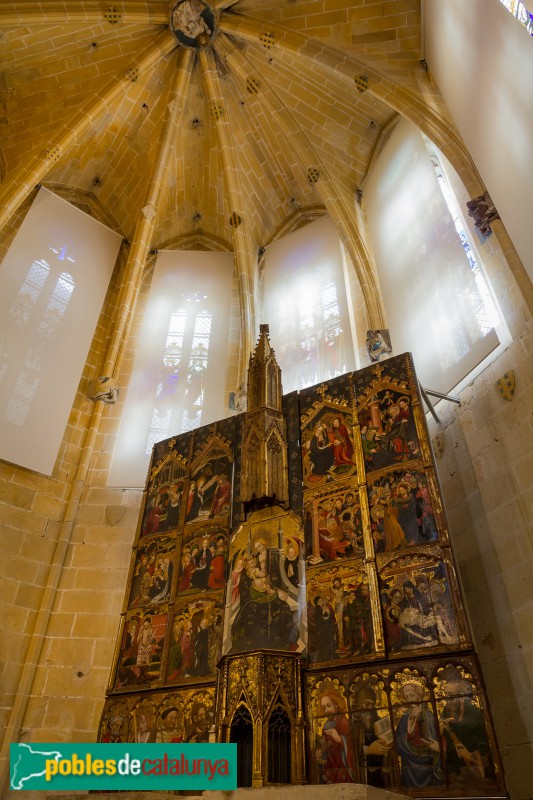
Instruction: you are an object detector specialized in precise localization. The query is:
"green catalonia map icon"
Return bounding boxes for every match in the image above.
[11,743,63,790]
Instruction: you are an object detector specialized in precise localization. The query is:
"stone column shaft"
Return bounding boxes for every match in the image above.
[0,47,193,796]
[215,34,385,327]
[198,46,258,383]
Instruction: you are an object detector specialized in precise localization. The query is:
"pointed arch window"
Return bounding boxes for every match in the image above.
[262,217,356,394]
[109,250,233,488]
[0,188,121,474]
[267,704,291,784]
[230,705,254,788]
[1,267,75,427]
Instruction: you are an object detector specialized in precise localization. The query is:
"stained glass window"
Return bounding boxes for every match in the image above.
[498,0,533,36]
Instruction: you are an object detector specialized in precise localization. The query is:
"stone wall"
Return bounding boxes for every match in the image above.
[425,221,533,799]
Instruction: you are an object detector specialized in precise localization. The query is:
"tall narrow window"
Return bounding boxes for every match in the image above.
[0,188,121,474]
[262,217,356,393]
[145,306,213,452]
[363,119,505,394]
[1,268,75,427]
[109,250,233,488]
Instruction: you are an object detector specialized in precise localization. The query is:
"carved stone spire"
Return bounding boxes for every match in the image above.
[247,324,283,412]
[241,324,288,509]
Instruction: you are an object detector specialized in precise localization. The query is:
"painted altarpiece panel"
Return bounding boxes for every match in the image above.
[367,467,441,555]
[299,379,356,490]
[130,697,159,743]
[111,605,169,692]
[304,482,367,564]
[98,686,216,744]
[433,662,500,790]
[127,534,175,609]
[166,593,225,684]
[349,672,398,787]
[306,561,383,665]
[352,354,431,476]
[99,348,505,795]
[304,654,505,794]
[176,525,228,594]
[379,551,469,656]
[308,677,356,784]
[98,698,130,743]
[224,507,305,656]
[184,433,233,525]
[138,432,192,539]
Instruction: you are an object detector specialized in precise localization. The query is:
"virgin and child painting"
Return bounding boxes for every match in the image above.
[128,536,175,608]
[140,479,185,537]
[369,470,438,554]
[113,608,168,690]
[358,389,421,472]
[176,527,228,593]
[309,487,364,562]
[185,454,232,524]
[166,595,224,682]
[225,508,305,654]
[380,561,459,654]
[307,564,374,663]
[302,410,357,486]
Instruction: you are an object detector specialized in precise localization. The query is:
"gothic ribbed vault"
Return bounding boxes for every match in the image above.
[0,0,472,360]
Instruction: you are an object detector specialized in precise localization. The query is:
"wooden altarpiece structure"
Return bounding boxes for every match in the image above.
[99,325,507,797]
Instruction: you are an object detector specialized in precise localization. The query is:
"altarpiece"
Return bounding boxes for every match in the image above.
[99,326,506,796]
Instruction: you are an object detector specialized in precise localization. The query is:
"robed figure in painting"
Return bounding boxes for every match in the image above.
[315,689,355,784]
[395,682,443,788]
[352,684,394,787]
[438,667,495,788]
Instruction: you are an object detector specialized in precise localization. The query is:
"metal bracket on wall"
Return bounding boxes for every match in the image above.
[419,385,460,425]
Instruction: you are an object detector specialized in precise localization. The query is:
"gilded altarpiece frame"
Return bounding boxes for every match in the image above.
[102,350,505,796]
[304,654,505,794]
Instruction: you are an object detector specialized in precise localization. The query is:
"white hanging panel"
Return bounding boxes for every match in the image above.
[0,188,121,475]
[109,249,234,488]
[262,216,356,394]
[363,119,499,394]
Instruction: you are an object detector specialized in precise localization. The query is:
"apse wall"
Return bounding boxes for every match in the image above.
[0,196,242,797]
[0,187,532,799]
[423,0,533,285]
[0,192,140,764]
